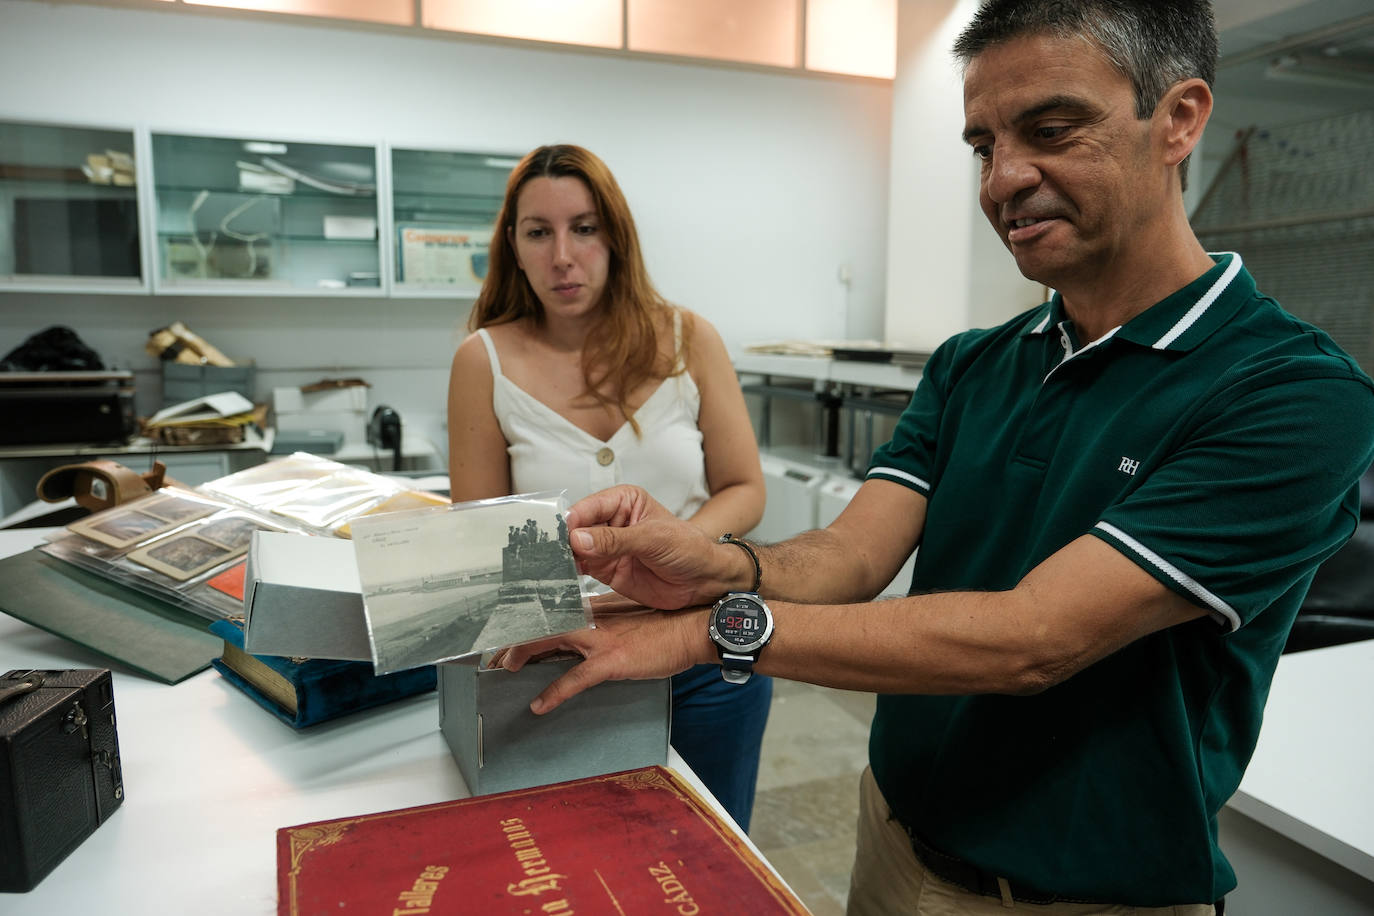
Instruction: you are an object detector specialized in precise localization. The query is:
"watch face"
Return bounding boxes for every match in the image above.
[711,595,771,652]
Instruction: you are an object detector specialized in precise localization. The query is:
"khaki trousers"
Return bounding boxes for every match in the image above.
[846,767,1216,916]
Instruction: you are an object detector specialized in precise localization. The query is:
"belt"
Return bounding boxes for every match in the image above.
[902,824,1098,906]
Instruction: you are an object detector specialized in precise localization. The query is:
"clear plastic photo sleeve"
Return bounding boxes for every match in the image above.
[349,491,593,675]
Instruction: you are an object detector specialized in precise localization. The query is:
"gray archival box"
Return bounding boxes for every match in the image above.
[244,529,672,797]
[439,657,670,797]
[242,530,372,661]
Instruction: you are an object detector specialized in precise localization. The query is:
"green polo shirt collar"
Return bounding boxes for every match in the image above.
[1021,252,1251,352]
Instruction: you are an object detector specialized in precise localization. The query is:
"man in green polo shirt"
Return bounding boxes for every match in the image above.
[498,0,1374,912]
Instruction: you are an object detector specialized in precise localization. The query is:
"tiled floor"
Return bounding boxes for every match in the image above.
[749,679,877,916]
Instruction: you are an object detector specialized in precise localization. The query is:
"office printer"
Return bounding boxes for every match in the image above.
[0,371,137,446]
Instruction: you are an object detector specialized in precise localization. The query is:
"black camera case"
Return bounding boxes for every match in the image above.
[0,669,124,893]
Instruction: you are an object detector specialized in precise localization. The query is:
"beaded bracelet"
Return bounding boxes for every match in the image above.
[717,533,762,594]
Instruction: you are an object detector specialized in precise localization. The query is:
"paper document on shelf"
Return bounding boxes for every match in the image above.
[397,225,491,285]
[148,391,255,427]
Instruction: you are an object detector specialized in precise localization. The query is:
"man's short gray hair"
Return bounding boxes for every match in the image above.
[953,0,1218,189]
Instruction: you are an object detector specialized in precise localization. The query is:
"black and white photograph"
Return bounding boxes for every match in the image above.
[194,513,279,552]
[126,532,240,582]
[67,492,218,549]
[70,509,167,549]
[136,490,225,524]
[351,494,591,674]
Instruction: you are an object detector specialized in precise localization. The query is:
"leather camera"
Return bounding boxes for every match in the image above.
[0,669,124,893]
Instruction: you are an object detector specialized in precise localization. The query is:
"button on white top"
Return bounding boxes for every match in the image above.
[596,446,615,466]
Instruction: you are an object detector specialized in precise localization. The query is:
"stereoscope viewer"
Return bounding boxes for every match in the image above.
[0,668,124,893]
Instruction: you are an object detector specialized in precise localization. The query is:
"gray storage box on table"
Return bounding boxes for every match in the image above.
[439,657,670,797]
[161,362,255,407]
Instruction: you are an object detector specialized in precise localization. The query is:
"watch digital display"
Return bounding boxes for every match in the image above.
[713,596,768,649]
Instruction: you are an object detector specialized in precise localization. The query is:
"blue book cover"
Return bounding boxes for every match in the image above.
[208,618,435,728]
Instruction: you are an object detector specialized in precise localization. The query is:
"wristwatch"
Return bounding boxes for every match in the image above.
[708,592,774,684]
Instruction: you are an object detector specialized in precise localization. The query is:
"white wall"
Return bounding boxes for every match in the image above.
[0,0,893,462]
[884,0,1042,350]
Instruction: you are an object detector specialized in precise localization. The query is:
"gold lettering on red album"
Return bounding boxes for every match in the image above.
[648,860,699,915]
[500,817,570,904]
[391,864,450,914]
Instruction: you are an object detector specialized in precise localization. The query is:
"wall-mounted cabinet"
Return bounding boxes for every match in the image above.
[390,148,511,297]
[0,120,147,292]
[0,119,519,299]
[150,132,382,295]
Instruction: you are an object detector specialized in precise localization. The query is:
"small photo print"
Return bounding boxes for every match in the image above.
[127,533,238,582]
[195,515,269,552]
[72,509,167,548]
[136,491,222,524]
[351,493,591,674]
[67,490,221,549]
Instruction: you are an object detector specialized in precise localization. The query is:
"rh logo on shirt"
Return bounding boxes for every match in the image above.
[1118,457,1140,476]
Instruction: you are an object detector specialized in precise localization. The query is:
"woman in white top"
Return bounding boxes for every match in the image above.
[447,144,771,829]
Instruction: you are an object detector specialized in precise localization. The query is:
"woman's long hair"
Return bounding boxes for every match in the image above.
[468,144,689,433]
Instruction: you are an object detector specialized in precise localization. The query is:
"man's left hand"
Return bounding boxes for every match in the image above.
[496,603,710,713]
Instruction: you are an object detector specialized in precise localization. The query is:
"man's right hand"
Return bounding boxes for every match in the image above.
[565,485,752,610]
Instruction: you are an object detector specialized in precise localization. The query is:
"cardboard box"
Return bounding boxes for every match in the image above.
[272,386,369,446]
[270,429,345,455]
[274,410,368,446]
[439,657,670,797]
[273,386,368,414]
[243,531,372,661]
[162,362,255,408]
[323,215,377,240]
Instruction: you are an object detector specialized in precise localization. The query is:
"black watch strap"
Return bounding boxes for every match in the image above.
[717,650,757,685]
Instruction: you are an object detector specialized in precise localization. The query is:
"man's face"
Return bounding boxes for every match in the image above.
[962,33,1166,291]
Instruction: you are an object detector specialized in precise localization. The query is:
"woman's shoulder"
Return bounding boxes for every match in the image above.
[667,307,724,352]
[668,307,734,380]
[459,320,534,359]
[455,322,520,374]
[451,329,492,378]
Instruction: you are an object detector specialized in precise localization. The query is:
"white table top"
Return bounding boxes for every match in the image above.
[7,523,1369,904]
[732,351,924,391]
[0,528,740,913]
[1230,637,1374,881]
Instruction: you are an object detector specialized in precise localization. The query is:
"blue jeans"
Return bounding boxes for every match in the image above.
[670,663,773,833]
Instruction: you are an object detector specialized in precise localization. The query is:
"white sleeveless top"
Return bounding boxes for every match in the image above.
[476,316,710,520]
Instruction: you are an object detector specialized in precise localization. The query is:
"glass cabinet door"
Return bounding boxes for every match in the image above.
[0,120,144,289]
[151,132,381,293]
[390,148,515,296]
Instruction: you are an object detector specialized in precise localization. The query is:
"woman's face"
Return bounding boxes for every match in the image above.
[509,175,611,325]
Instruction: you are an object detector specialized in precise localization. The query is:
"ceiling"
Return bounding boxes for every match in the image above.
[1211,0,1374,132]
[1195,0,1374,191]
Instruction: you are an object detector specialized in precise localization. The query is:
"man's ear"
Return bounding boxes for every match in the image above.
[1158,77,1213,170]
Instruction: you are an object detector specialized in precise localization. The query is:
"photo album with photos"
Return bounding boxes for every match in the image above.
[39,453,426,622]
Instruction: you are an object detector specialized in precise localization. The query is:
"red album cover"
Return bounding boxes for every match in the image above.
[278,765,811,915]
